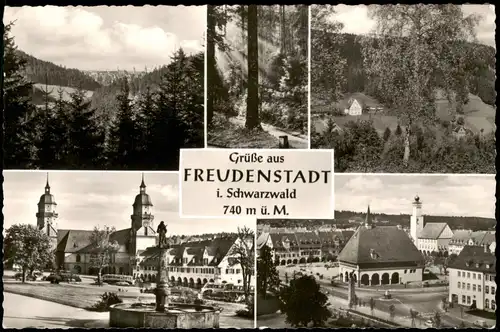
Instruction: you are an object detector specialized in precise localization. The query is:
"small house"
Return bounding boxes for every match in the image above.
[339,92,384,116]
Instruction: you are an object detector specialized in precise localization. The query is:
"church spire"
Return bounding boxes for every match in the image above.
[365,205,372,228]
[45,172,50,193]
[140,173,146,192]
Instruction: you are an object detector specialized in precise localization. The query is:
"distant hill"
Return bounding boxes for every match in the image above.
[311,32,496,107]
[259,210,496,231]
[84,70,147,87]
[18,50,101,91]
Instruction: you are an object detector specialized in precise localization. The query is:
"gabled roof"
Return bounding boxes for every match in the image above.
[450,230,473,244]
[481,231,495,246]
[338,225,424,265]
[269,233,298,248]
[418,222,449,239]
[340,92,382,110]
[469,231,488,245]
[56,229,94,253]
[295,232,321,245]
[448,245,496,273]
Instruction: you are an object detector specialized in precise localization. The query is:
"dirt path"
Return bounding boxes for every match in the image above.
[229,117,308,149]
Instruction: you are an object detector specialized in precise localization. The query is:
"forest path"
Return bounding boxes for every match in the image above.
[230,116,308,149]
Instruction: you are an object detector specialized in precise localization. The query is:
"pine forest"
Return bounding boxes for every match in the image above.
[3,23,204,170]
[207,5,309,149]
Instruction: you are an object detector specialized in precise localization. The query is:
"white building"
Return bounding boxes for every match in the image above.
[137,235,255,288]
[338,206,425,286]
[344,98,363,116]
[448,245,496,311]
[449,230,496,256]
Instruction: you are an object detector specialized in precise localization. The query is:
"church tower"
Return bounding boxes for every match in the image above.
[364,205,373,229]
[410,195,424,246]
[36,173,58,248]
[130,174,156,255]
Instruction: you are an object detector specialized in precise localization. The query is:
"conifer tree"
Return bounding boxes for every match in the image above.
[66,88,105,168]
[3,22,37,168]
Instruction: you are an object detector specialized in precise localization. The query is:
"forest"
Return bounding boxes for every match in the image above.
[207,5,309,149]
[3,23,204,170]
[259,212,496,232]
[310,5,496,173]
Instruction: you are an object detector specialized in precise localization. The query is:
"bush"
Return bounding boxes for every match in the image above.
[88,292,123,312]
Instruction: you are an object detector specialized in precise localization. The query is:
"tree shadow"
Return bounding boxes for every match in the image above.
[3,315,106,328]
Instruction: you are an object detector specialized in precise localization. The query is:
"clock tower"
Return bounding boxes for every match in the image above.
[36,173,58,248]
[410,195,424,246]
[130,174,156,255]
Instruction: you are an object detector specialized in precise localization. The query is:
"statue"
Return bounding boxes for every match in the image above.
[157,221,168,248]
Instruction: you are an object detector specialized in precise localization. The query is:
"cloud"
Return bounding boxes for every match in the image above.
[4,6,206,70]
[335,174,495,218]
[3,171,254,236]
[329,4,495,47]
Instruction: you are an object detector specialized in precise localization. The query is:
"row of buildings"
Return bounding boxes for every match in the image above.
[256,228,354,266]
[35,175,254,288]
[257,195,496,313]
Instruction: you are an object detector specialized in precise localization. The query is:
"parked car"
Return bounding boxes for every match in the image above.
[46,273,82,283]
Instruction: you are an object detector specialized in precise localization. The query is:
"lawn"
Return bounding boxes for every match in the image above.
[312,114,403,136]
[4,281,154,310]
[208,113,279,148]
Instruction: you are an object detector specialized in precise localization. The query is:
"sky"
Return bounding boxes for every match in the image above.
[3,171,255,235]
[3,6,206,71]
[330,4,496,48]
[335,174,495,218]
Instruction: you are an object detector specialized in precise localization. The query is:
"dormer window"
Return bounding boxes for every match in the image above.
[476,263,480,268]
[486,264,490,269]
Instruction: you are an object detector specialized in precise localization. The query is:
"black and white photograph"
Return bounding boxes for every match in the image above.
[206,5,309,149]
[256,174,496,328]
[310,4,495,173]
[3,171,256,328]
[3,6,205,170]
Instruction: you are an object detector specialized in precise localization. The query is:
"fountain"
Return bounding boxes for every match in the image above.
[109,222,222,328]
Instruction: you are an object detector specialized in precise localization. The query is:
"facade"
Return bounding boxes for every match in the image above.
[136,235,255,288]
[258,229,354,265]
[448,245,496,311]
[417,222,454,256]
[37,176,253,290]
[449,230,496,256]
[344,98,363,116]
[338,206,425,286]
[53,175,156,275]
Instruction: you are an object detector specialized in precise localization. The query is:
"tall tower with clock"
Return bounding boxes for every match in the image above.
[36,173,58,249]
[130,174,156,255]
[410,195,424,246]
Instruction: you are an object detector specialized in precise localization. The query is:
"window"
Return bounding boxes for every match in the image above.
[457,282,461,289]
[485,299,489,309]
[467,283,470,290]
[458,271,461,277]
[467,296,471,305]
[462,295,466,303]
[478,285,481,292]
[485,286,489,294]
[490,275,494,282]
[467,272,470,278]
[478,274,481,280]
[473,273,476,279]
[492,300,496,310]
[491,287,495,295]
[473,284,476,291]
[76,254,81,263]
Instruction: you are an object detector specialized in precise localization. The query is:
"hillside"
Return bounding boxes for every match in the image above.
[18,50,101,91]
[32,84,94,104]
[259,211,496,231]
[311,31,496,107]
[84,70,147,87]
[312,91,496,136]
